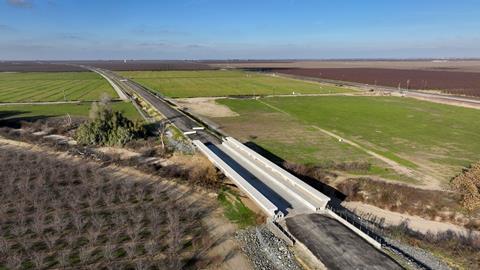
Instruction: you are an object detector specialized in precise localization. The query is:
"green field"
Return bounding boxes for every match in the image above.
[0,72,117,102]
[120,70,351,98]
[216,96,480,183]
[0,102,141,122]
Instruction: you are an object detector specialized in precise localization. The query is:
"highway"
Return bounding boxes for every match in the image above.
[89,67,220,144]
[89,66,330,217]
[90,67,408,269]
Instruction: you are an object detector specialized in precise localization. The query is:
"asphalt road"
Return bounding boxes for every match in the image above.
[93,68,220,144]
[286,214,403,270]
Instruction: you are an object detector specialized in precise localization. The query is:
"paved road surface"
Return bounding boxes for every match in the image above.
[93,68,220,144]
[92,67,405,268]
[286,214,403,270]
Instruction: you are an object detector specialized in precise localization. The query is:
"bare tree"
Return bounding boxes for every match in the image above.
[144,240,158,257]
[31,251,46,269]
[79,246,91,265]
[44,233,60,250]
[58,250,70,269]
[87,227,101,248]
[125,242,137,260]
[5,253,23,270]
[0,236,10,255]
[103,242,116,262]
[135,259,149,270]
[72,211,86,234]
[167,206,182,270]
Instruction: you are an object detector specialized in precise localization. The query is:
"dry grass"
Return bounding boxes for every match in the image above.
[337,178,480,230]
[451,162,480,211]
[387,221,480,269]
[0,145,216,269]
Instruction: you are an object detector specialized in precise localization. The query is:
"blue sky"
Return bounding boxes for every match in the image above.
[1,0,479,60]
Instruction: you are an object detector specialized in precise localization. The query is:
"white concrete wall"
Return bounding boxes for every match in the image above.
[221,141,318,212]
[91,69,129,101]
[224,137,330,210]
[193,140,282,219]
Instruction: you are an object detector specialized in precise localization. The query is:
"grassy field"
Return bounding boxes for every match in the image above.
[216,96,480,183]
[0,102,141,122]
[120,70,351,98]
[0,72,117,102]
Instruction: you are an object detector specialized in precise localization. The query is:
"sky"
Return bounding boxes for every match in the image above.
[1,0,480,60]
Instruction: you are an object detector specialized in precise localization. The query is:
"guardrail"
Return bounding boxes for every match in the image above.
[224,137,330,210]
[193,140,283,220]
[221,141,318,212]
[89,69,129,101]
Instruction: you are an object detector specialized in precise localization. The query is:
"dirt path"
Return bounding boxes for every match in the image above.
[256,99,442,190]
[173,97,239,118]
[344,202,479,236]
[0,137,253,270]
[0,101,83,106]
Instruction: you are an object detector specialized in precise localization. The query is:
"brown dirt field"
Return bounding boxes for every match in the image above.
[0,61,85,72]
[273,68,480,97]
[207,60,480,73]
[174,98,239,118]
[65,60,213,71]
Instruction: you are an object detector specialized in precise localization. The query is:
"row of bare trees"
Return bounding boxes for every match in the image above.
[0,146,211,269]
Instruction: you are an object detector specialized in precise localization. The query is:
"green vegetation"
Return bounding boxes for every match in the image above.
[120,70,351,98]
[217,96,480,182]
[0,102,141,121]
[0,72,117,102]
[75,102,145,146]
[218,188,256,228]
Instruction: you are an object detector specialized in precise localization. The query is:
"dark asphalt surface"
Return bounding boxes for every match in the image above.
[96,68,220,144]
[286,214,403,270]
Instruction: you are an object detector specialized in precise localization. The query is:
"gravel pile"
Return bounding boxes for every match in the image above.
[236,226,302,270]
[384,238,451,270]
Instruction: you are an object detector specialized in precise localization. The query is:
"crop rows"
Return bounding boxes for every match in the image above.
[120,70,350,98]
[274,68,480,97]
[0,72,116,103]
[0,146,209,269]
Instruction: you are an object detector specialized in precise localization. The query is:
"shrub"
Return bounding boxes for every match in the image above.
[451,162,480,211]
[75,101,145,146]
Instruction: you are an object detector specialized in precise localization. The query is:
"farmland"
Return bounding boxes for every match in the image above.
[69,60,212,71]
[0,141,228,269]
[0,72,117,103]
[0,102,141,124]
[120,70,352,98]
[0,61,85,72]
[272,68,480,97]
[214,96,480,185]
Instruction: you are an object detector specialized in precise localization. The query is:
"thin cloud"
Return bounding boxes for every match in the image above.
[6,0,33,8]
[0,24,15,31]
[131,25,189,36]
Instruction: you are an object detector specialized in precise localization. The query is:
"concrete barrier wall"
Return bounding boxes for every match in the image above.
[92,69,129,101]
[193,140,281,219]
[326,209,382,249]
[224,137,330,210]
[221,142,318,212]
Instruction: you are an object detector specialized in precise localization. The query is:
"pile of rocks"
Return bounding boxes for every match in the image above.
[384,238,451,270]
[236,226,302,270]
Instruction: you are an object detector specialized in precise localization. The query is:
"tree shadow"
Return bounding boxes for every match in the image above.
[0,110,53,128]
[244,141,347,202]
